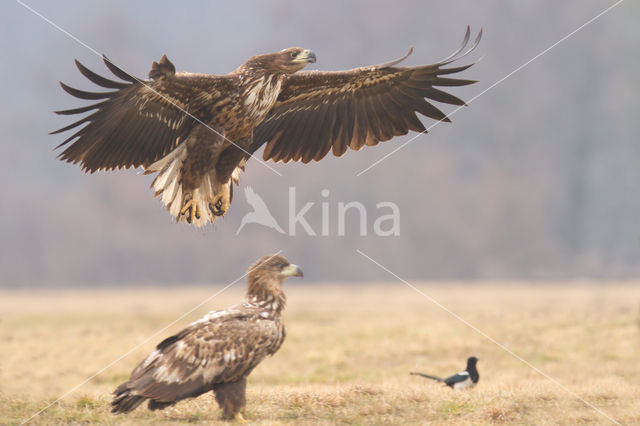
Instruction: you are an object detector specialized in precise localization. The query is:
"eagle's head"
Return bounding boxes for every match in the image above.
[246,254,303,309]
[249,254,303,282]
[277,47,316,73]
[245,47,316,74]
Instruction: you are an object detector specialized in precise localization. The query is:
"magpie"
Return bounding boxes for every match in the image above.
[410,356,479,389]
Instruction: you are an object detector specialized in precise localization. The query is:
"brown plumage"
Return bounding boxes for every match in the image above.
[52,27,481,227]
[111,254,303,421]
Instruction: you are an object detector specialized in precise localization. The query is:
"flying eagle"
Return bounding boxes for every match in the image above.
[111,254,303,421]
[52,28,481,227]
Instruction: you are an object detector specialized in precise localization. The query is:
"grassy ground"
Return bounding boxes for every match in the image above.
[1,282,639,425]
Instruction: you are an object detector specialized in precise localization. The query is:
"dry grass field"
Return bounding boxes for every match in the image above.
[1,282,639,425]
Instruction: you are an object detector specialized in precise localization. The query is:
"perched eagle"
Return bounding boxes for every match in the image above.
[111,254,303,421]
[52,28,481,227]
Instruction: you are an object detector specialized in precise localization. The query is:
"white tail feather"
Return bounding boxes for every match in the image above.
[144,146,236,227]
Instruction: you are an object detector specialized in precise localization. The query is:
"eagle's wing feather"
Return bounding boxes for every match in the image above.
[118,308,281,404]
[253,30,480,164]
[52,56,229,173]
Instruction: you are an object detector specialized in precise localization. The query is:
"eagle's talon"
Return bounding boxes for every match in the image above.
[209,202,225,217]
[180,199,200,224]
[209,191,229,217]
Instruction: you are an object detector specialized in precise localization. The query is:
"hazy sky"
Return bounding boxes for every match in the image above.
[2,1,638,286]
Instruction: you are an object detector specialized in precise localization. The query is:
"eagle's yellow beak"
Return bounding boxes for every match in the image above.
[294,50,316,64]
[281,264,304,278]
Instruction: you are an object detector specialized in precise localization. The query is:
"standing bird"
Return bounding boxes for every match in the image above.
[111,254,303,421]
[52,27,481,227]
[410,356,479,389]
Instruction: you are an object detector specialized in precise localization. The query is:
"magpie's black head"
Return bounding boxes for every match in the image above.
[466,356,479,369]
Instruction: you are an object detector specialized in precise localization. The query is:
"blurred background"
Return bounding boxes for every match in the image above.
[1,0,638,287]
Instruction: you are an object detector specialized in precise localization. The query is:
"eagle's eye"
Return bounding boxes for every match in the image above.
[289,51,297,59]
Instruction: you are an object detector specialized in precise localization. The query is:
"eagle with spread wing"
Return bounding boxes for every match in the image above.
[111,254,303,421]
[53,28,481,227]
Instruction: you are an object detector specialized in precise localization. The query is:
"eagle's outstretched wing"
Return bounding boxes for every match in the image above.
[112,309,282,412]
[252,27,481,164]
[51,55,230,173]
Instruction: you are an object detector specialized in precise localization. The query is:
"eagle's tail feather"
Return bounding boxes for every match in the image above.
[148,399,176,411]
[111,389,147,413]
[410,372,444,382]
[145,146,231,227]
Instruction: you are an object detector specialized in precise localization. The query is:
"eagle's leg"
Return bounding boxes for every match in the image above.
[212,377,247,421]
[179,189,203,223]
[207,181,231,218]
[212,145,249,217]
[176,129,227,224]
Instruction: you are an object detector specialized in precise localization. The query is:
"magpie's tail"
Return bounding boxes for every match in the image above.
[410,372,444,382]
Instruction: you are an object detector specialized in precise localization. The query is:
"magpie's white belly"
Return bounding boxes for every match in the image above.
[452,377,475,389]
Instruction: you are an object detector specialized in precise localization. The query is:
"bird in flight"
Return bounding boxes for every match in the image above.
[52,27,481,227]
[410,356,479,389]
[111,254,303,421]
